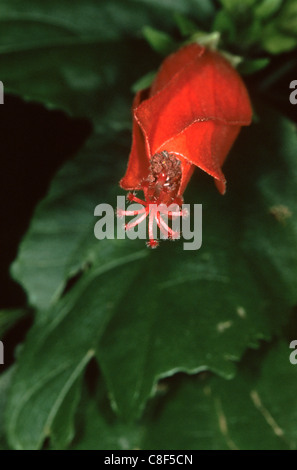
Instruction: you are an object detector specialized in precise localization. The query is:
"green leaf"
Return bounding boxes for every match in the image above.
[70,379,142,451]
[254,0,283,19]
[6,343,93,449]
[174,13,199,37]
[261,23,297,54]
[238,57,270,75]
[0,309,28,338]
[0,0,161,43]
[131,71,157,93]
[71,340,297,450]
[239,104,297,304]
[137,0,216,25]
[0,367,15,450]
[7,241,148,449]
[278,0,297,35]
[142,26,178,55]
[212,10,237,44]
[50,377,82,450]
[219,0,258,14]
[215,0,297,55]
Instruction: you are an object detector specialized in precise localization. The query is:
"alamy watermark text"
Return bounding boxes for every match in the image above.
[94,196,202,250]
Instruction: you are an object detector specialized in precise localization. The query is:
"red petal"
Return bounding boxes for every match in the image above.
[157,120,241,194]
[179,160,195,197]
[135,45,251,169]
[120,90,149,190]
[149,43,205,96]
[120,43,252,195]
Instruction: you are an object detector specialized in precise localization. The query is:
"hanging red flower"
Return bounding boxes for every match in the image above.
[118,42,252,247]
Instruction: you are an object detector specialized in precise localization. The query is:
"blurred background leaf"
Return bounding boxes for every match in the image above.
[0,0,214,123]
[214,0,297,55]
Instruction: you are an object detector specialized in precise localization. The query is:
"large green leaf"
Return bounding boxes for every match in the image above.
[7,241,147,449]
[71,340,297,450]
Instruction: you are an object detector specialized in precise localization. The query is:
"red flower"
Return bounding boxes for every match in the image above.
[119,43,252,247]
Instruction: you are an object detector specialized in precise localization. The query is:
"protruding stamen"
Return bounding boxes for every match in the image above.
[167,208,189,218]
[158,205,188,219]
[127,192,146,205]
[125,209,149,231]
[117,207,146,218]
[148,205,158,247]
[157,213,180,240]
[154,212,169,239]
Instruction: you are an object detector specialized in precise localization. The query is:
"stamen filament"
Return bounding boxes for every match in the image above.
[158,213,180,239]
[117,207,146,217]
[125,208,149,230]
[148,205,158,248]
